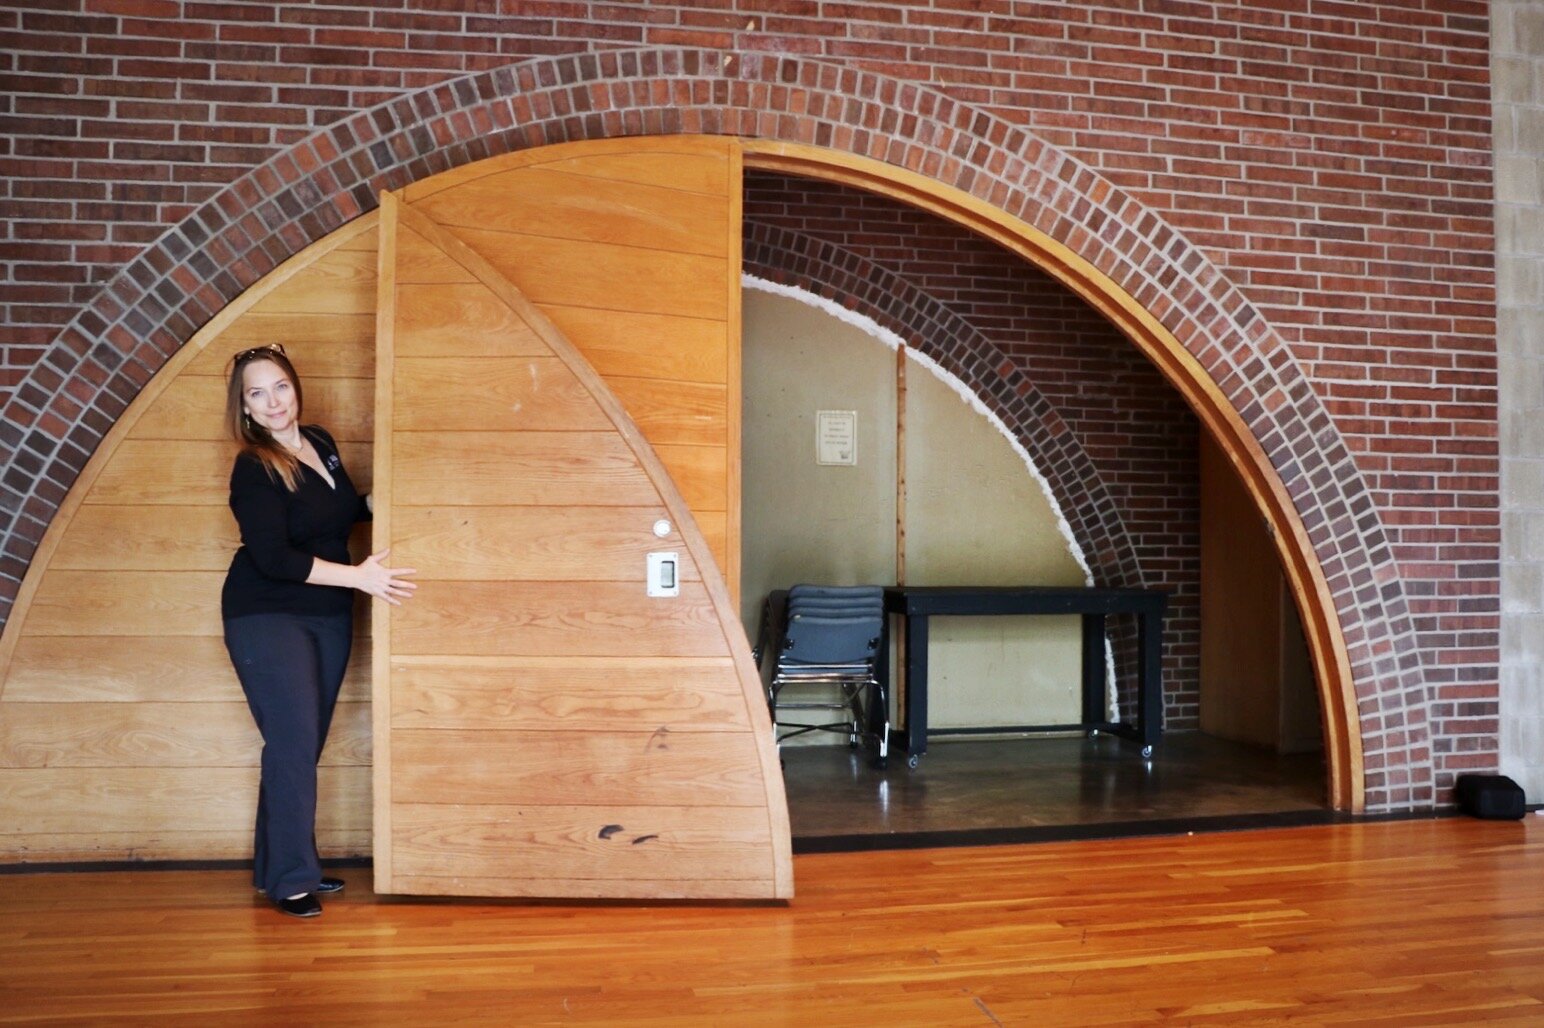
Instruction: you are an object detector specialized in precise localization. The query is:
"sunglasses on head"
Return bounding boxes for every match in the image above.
[232,343,286,365]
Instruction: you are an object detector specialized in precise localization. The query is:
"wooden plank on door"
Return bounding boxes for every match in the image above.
[390,803,772,884]
[390,506,705,583]
[388,657,746,732]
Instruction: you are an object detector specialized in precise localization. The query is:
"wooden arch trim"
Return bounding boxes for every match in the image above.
[742,140,1363,812]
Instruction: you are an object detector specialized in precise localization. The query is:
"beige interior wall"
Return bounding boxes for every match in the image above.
[903,363,1086,728]
[1494,1,1544,801]
[740,290,898,641]
[741,288,1086,737]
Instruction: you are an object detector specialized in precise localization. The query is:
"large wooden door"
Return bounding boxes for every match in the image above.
[373,138,790,899]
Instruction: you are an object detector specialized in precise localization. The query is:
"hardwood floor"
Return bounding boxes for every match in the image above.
[3,817,1542,1025]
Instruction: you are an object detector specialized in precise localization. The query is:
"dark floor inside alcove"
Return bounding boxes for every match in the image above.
[784,732,1329,853]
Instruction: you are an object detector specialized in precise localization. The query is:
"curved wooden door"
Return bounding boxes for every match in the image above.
[374,138,790,900]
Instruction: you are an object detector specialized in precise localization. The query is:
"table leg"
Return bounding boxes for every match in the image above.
[1138,608,1163,756]
[905,614,929,761]
[872,616,891,740]
[1081,612,1106,727]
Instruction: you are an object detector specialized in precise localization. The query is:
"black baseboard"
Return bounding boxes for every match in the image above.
[791,807,1454,854]
[0,855,371,876]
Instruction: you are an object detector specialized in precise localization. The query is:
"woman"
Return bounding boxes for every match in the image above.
[221,343,415,919]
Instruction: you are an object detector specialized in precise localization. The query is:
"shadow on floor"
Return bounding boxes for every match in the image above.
[783,731,1328,852]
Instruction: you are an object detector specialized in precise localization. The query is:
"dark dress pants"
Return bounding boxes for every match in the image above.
[224,612,353,900]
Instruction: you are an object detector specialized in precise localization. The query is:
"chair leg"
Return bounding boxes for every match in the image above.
[869,677,889,769]
[855,685,868,749]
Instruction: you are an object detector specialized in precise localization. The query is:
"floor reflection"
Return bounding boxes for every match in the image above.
[781,732,1326,842]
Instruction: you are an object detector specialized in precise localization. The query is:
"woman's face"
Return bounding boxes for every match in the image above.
[241,359,299,436]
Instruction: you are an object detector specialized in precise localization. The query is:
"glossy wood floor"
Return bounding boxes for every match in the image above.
[3,817,1542,1025]
[784,732,1325,840]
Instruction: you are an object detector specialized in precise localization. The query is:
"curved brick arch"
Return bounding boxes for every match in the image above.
[0,47,1429,810]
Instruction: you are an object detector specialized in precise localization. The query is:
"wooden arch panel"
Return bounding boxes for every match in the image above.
[373,137,790,899]
[0,217,380,863]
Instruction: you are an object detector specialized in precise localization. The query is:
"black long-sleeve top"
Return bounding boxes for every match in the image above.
[221,425,371,620]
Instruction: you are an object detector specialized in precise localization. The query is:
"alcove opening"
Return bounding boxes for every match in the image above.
[739,169,1328,845]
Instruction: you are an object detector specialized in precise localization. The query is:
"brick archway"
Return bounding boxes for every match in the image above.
[0,47,1429,811]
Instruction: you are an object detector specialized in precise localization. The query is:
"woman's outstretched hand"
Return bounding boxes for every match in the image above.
[355,548,417,605]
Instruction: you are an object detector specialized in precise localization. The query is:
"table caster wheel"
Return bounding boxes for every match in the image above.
[907,754,920,770]
[1141,745,1153,759]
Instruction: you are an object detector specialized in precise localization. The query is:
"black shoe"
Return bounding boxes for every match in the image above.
[274,894,322,919]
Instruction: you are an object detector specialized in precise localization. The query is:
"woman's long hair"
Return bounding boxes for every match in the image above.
[225,344,305,492]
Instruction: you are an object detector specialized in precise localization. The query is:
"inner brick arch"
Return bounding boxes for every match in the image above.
[0,47,1430,812]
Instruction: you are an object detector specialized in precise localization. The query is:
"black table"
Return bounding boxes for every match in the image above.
[882,585,1167,767]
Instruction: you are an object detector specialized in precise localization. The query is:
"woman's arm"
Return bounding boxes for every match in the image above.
[232,457,414,603]
[307,549,416,605]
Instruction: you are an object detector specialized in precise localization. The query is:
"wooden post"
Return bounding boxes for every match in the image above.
[894,342,908,734]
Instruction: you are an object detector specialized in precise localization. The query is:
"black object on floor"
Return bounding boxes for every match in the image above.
[1455,774,1526,820]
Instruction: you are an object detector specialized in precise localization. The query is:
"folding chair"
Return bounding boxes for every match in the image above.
[755,584,890,768]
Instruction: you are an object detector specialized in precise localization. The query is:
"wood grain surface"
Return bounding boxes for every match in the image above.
[390,729,768,806]
[388,657,745,732]
[2,820,1541,1024]
[391,430,661,507]
[390,802,774,883]
[389,505,704,582]
[415,165,730,257]
[421,136,742,589]
[3,635,371,703]
[391,580,727,658]
[0,700,369,769]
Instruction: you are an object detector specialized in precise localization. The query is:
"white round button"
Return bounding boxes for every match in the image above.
[653,519,672,538]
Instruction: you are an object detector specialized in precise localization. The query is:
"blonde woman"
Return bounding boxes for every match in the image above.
[221,344,415,918]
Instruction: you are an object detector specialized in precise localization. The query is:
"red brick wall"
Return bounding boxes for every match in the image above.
[0,2,1497,809]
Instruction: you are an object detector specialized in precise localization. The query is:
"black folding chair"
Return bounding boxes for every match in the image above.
[755,584,890,768]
